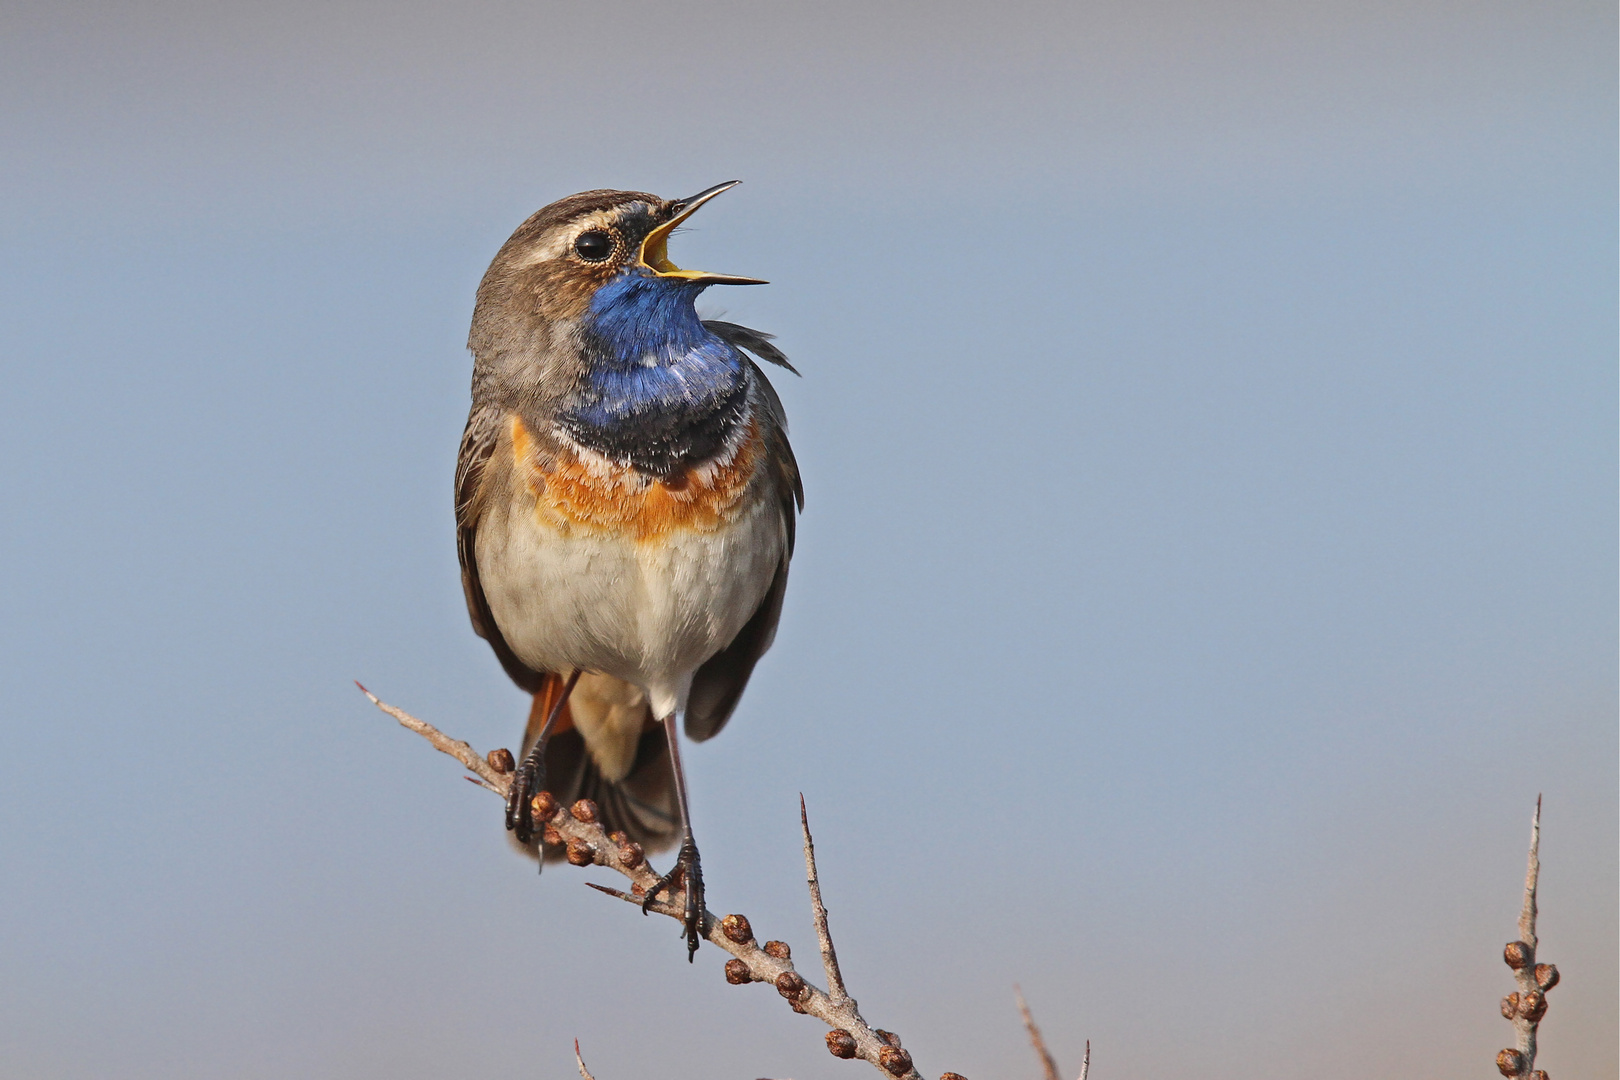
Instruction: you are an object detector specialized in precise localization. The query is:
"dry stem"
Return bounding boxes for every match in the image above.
[573,1039,596,1080]
[1015,987,1060,1080]
[1518,796,1540,955]
[801,794,851,1007]
[364,688,930,1080]
[1016,987,1087,1080]
[355,683,505,793]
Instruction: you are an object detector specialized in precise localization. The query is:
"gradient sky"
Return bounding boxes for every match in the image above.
[1,3,1614,1079]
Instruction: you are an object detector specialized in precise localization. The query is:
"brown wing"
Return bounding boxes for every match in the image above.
[456,404,550,695]
[684,361,803,742]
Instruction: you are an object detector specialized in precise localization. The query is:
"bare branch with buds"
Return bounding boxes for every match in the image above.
[361,687,1575,1080]
[363,687,964,1080]
[1496,796,1557,1080]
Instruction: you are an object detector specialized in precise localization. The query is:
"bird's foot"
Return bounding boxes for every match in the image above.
[504,743,546,845]
[643,834,706,961]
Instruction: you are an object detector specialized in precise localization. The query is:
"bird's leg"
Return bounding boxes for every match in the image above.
[506,669,581,846]
[641,710,706,961]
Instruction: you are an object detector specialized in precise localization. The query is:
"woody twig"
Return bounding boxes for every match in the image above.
[361,685,950,1080]
[1016,987,1060,1080]
[1016,987,1088,1080]
[573,1039,596,1080]
[1495,796,1559,1080]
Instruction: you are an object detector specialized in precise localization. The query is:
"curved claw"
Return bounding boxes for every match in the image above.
[642,837,705,960]
[507,672,578,849]
[505,743,547,845]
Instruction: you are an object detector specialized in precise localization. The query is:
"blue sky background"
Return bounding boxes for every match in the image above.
[1,3,1614,1078]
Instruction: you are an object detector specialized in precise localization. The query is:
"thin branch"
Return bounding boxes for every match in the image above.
[1497,795,1556,1080]
[1519,795,1540,951]
[800,794,850,1006]
[363,687,933,1080]
[585,881,685,920]
[574,1039,596,1080]
[355,682,505,788]
[1015,986,1061,1080]
[1078,1040,1090,1080]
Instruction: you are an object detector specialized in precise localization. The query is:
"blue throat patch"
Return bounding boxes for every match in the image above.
[560,269,749,476]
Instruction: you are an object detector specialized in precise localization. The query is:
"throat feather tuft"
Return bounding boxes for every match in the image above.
[561,271,748,476]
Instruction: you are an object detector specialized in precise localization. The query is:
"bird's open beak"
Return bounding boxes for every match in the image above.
[639,181,768,286]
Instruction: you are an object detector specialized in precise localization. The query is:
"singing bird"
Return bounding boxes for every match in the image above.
[456,183,801,957]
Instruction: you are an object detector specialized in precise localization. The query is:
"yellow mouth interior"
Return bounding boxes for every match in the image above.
[640,224,694,277]
[634,181,765,285]
[639,203,711,280]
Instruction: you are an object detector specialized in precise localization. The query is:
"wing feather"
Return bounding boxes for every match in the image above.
[684,354,802,742]
[456,405,550,694]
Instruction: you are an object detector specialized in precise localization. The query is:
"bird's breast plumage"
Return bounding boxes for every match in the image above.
[509,411,767,542]
[471,408,785,717]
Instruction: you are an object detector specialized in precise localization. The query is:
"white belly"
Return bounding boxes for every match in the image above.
[475,496,785,719]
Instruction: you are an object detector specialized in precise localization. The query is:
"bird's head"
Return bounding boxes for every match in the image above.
[470,182,764,361]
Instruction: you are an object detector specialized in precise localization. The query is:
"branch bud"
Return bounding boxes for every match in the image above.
[486,748,514,773]
[721,914,754,944]
[541,824,564,847]
[941,1074,969,1080]
[1504,941,1533,969]
[565,839,594,866]
[763,940,791,960]
[825,1030,857,1059]
[616,840,644,869]
[1497,1049,1526,1076]
[774,971,807,1002]
[1501,993,1520,1019]
[879,1046,913,1076]
[570,799,599,824]
[876,1031,902,1048]
[1529,1072,1548,1080]
[1534,964,1559,991]
[724,959,751,985]
[1517,990,1547,1021]
[531,791,558,821]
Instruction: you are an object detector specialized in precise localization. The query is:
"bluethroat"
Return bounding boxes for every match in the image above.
[457,183,801,958]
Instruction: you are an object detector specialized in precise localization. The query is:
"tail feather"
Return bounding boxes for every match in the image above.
[509,674,679,862]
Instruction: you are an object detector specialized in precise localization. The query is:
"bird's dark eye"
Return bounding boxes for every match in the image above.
[574,230,614,262]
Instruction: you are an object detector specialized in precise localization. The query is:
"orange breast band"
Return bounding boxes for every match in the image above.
[511,415,762,541]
